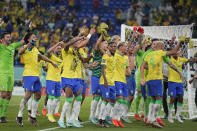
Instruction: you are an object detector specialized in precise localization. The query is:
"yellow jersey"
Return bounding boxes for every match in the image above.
[144,50,166,81]
[100,53,115,86]
[61,47,77,78]
[168,57,188,83]
[46,54,63,82]
[38,60,46,78]
[113,53,129,83]
[22,47,40,76]
[76,48,86,79]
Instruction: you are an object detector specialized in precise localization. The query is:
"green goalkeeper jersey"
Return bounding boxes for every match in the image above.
[0,42,21,74]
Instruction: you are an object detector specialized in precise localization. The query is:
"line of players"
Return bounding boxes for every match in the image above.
[0,28,196,129]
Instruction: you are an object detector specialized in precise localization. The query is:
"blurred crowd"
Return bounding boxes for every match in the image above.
[0,0,197,54]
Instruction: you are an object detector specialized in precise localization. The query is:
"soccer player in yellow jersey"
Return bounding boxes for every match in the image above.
[46,42,63,123]
[27,57,46,116]
[122,45,137,123]
[141,41,183,128]
[16,32,58,127]
[58,28,95,128]
[98,41,117,127]
[0,32,25,123]
[167,51,194,123]
[73,47,93,122]
[111,42,131,128]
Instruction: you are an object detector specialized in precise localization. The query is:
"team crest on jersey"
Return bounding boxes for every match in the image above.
[170,92,173,96]
[102,59,106,63]
[52,90,54,94]
[11,49,15,53]
[106,92,109,96]
[2,86,5,88]
[119,90,122,94]
[179,62,182,64]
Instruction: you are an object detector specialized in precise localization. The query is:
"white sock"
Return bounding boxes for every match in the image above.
[89,99,98,118]
[143,101,146,117]
[168,106,173,119]
[54,100,60,114]
[148,102,154,122]
[111,102,121,120]
[101,103,108,120]
[47,99,53,116]
[95,99,102,119]
[176,105,182,117]
[59,101,71,122]
[110,106,114,118]
[154,103,160,120]
[27,97,32,111]
[98,101,106,120]
[18,98,28,117]
[105,103,112,117]
[31,98,39,118]
[70,100,81,121]
[121,103,128,116]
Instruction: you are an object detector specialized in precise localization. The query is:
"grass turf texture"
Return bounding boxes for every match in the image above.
[1,96,197,131]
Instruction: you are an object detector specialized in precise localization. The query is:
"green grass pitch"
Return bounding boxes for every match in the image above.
[1,96,197,131]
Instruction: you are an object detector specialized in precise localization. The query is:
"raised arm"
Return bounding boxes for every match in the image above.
[95,35,103,50]
[47,41,62,57]
[74,27,96,49]
[132,44,141,55]
[38,54,58,68]
[18,43,32,55]
[166,42,181,56]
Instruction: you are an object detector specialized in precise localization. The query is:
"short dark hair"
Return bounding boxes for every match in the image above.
[145,45,151,51]
[151,38,159,42]
[24,32,34,44]
[108,41,116,45]
[0,32,11,39]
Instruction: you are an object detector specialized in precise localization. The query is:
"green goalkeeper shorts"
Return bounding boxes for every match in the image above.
[0,73,14,92]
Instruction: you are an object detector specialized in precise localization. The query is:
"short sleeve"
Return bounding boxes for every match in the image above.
[137,49,144,56]
[36,48,40,55]
[180,57,188,63]
[43,61,46,67]
[10,42,21,49]
[101,54,108,66]
[158,50,166,57]
[163,56,170,63]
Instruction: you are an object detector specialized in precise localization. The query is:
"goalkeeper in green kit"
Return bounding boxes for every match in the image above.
[0,32,25,123]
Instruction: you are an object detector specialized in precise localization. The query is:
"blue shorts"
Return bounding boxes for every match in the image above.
[168,82,184,97]
[126,77,136,96]
[100,85,116,100]
[23,76,42,93]
[147,80,163,97]
[141,85,147,99]
[115,81,128,97]
[91,76,101,95]
[81,80,87,95]
[46,80,61,96]
[61,77,81,95]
